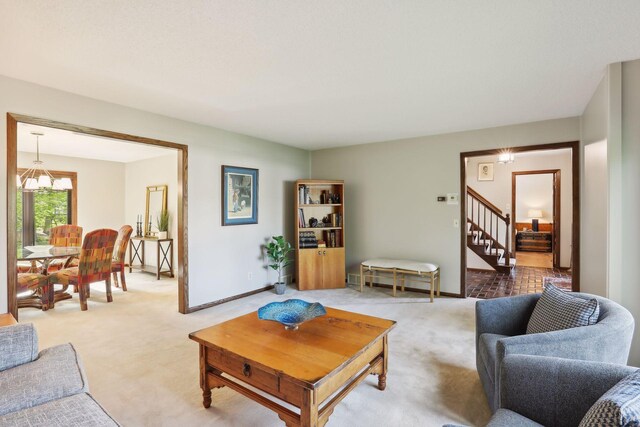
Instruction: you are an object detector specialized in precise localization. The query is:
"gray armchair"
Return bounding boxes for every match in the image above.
[0,323,119,425]
[476,292,634,412]
[488,354,638,426]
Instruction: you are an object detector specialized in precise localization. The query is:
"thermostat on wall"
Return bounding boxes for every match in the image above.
[446,193,459,205]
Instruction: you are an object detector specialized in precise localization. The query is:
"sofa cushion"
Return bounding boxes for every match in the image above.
[0,323,38,371]
[526,284,600,334]
[579,370,640,427]
[0,393,119,426]
[478,333,508,385]
[486,409,544,426]
[0,343,88,416]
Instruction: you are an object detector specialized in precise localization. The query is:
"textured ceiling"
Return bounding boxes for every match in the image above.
[1,1,639,150]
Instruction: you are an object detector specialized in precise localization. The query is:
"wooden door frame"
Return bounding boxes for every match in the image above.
[459,141,580,297]
[7,113,189,318]
[511,169,561,268]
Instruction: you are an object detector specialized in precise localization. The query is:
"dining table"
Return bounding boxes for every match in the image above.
[17,245,81,305]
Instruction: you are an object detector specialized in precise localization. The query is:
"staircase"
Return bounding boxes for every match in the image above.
[467,187,516,273]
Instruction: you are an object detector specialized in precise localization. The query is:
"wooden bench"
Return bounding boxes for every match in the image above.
[360,259,440,302]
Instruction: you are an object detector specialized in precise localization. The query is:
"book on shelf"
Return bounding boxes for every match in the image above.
[299,230,318,248]
[298,185,305,205]
[317,240,326,248]
[298,208,306,228]
[321,230,342,248]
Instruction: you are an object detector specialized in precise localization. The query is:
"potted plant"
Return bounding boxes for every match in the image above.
[156,210,170,239]
[266,235,293,295]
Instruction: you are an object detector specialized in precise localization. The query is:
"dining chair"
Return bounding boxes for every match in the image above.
[47,225,83,273]
[17,272,52,311]
[48,229,118,311]
[111,225,133,291]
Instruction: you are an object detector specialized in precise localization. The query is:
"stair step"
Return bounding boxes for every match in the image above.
[497,258,517,267]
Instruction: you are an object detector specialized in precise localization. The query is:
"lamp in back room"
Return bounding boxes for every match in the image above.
[528,209,543,232]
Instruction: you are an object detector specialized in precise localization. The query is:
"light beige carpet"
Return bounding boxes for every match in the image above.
[18,273,491,427]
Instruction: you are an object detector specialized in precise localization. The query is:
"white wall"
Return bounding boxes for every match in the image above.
[124,152,179,268]
[580,67,615,297]
[311,117,580,294]
[579,60,640,365]
[515,174,553,223]
[465,151,573,269]
[621,59,640,365]
[0,75,309,312]
[17,152,125,233]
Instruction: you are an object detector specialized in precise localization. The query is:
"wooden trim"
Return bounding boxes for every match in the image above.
[6,113,190,317]
[460,141,580,295]
[186,285,274,313]
[7,114,17,318]
[8,114,186,150]
[459,154,467,298]
[511,169,561,268]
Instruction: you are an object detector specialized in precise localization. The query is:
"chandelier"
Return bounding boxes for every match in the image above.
[18,132,73,192]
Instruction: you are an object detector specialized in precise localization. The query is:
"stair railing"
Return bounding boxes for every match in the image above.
[467,186,511,266]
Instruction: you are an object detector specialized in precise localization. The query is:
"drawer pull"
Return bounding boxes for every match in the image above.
[242,363,251,377]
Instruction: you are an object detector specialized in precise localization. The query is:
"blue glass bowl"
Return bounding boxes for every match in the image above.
[258,299,327,330]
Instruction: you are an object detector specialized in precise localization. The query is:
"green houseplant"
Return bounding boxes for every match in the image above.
[156,210,170,239]
[266,235,293,295]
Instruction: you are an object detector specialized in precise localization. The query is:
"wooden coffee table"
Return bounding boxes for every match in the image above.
[189,307,396,427]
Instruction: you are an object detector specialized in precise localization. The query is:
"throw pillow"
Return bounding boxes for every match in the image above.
[579,370,640,427]
[526,283,600,334]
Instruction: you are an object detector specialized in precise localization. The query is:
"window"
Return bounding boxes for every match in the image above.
[17,169,77,249]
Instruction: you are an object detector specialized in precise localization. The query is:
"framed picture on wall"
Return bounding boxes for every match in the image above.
[222,165,259,226]
[478,162,494,181]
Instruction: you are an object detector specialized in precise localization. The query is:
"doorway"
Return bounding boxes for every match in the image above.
[6,113,189,318]
[459,141,579,297]
[512,170,561,269]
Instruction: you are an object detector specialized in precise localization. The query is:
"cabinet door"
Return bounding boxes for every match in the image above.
[322,248,345,289]
[297,249,323,290]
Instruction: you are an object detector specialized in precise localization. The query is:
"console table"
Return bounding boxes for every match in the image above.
[129,237,174,280]
[516,231,552,252]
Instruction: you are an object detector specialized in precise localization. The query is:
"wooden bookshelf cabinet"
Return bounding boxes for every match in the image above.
[295,180,346,290]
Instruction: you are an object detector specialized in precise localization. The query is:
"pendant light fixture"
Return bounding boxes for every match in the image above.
[18,132,73,191]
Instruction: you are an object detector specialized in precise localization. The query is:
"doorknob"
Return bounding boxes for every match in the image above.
[323,251,326,255]
[318,251,322,255]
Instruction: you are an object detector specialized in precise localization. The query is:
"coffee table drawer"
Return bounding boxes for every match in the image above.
[207,348,279,395]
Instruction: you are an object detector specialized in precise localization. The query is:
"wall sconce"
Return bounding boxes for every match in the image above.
[528,209,543,232]
[497,152,515,164]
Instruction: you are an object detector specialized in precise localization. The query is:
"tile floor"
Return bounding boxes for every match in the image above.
[466,266,572,298]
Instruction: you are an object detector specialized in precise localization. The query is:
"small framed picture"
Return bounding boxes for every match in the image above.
[478,162,494,181]
[222,165,258,226]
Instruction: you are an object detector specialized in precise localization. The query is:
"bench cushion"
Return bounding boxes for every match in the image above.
[362,259,439,273]
[0,343,88,416]
[0,393,119,426]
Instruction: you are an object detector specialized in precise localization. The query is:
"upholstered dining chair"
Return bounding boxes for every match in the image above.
[17,272,52,311]
[111,225,133,291]
[48,229,118,311]
[47,224,83,273]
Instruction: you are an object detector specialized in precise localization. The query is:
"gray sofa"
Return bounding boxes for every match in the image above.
[476,292,635,412]
[0,323,119,426]
[487,354,638,426]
